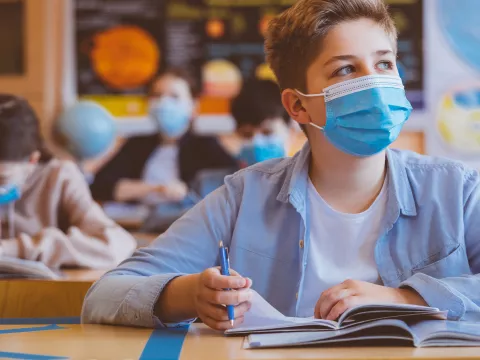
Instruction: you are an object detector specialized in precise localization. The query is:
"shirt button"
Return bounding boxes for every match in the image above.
[299,240,304,249]
[296,292,299,299]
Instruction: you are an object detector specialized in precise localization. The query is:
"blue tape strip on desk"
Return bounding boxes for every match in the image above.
[140,325,189,360]
[0,324,64,335]
[0,324,68,360]
[0,351,67,359]
[0,317,80,325]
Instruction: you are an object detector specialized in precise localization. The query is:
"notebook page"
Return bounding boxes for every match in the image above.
[226,291,336,334]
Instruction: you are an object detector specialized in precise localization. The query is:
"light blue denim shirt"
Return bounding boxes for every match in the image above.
[82,144,480,327]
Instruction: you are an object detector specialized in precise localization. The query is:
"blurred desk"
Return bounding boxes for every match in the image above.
[103,202,148,231]
[0,269,105,319]
[0,323,478,360]
[117,217,144,230]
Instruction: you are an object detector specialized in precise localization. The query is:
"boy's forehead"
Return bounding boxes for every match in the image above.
[316,19,395,64]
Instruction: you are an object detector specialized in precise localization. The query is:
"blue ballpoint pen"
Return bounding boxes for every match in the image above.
[219,241,235,327]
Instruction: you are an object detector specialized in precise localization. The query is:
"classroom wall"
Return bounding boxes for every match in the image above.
[0,0,65,147]
[0,0,425,156]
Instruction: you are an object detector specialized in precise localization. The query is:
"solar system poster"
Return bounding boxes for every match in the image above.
[75,0,296,117]
[198,0,295,114]
[75,0,166,117]
[75,0,424,122]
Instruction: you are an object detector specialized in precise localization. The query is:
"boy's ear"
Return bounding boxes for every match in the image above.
[281,89,310,125]
[29,151,41,164]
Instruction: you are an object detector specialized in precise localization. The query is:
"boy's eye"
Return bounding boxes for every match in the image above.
[377,61,393,71]
[333,65,355,77]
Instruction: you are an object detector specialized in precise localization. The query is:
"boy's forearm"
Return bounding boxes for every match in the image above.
[154,274,199,323]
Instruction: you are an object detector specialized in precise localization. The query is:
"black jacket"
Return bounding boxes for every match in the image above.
[90,133,237,201]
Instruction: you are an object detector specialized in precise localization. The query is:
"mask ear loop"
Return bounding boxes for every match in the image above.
[294,89,327,131]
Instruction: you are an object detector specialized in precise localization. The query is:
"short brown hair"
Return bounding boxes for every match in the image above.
[265,0,397,92]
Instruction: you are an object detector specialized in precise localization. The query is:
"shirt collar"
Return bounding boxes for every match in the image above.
[385,149,417,216]
[277,144,417,217]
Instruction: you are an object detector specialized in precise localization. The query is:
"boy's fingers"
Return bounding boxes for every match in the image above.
[198,301,251,322]
[202,287,253,306]
[202,268,247,289]
[201,315,245,331]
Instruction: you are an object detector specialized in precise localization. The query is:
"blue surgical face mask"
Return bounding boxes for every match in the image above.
[296,75,412,157]
[149,96,192,138]
[0,170,22,239]
[238,134,286,166]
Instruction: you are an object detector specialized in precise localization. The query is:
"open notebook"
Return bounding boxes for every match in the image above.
[0,256,61,279]
[226,291,447,335]
[226,291,480,348]
[244,320,480,349]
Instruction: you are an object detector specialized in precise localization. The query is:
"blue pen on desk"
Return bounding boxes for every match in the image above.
[219,241,235,327]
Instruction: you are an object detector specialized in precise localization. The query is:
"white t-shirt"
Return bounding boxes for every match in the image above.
[298,177,388,317]
[142,144,180,185]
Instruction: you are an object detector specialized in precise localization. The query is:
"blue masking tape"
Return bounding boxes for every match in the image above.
[0,352,67,360]
[0,325,68,360]
[140,325,189,360]
[0,317,80,325]
[0,324,64,335]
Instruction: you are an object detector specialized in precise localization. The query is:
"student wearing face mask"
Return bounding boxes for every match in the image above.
[83,0,480,330]
[0,95,136,268]
[89,69,237,204]
[232,79,291,168]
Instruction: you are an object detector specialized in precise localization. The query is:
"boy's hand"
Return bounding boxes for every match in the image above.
[314,280,427,321]
[193,267,253,331]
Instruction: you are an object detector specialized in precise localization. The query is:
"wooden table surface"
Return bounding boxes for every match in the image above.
[0,269,105,319]
[0,323,478,360]
[0,231,158,319]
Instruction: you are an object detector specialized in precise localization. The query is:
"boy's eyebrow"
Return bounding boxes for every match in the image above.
[323,50,394,67]
[376,49,394,56]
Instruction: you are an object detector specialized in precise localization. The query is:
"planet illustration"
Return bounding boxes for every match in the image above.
[202,59,243,98]
[90,25,160,90]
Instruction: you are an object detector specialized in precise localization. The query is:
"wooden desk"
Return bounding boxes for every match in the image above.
[0,323,478,360]
[0,231,158,319]
[0,269,105,319]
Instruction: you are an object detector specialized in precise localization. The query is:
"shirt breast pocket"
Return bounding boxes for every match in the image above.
[411,243,472,278]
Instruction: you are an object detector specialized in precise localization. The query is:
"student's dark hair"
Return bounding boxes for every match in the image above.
[0,94,53,162]
[231,79,290,128]
[148,68,201,99]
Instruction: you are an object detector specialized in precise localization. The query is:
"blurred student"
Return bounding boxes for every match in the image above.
[232,79,292,168]
[0,95,136,268]
[90,69,237,204]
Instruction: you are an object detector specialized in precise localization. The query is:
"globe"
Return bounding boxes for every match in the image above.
[438,0,480,72]
[57,101,116,160]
